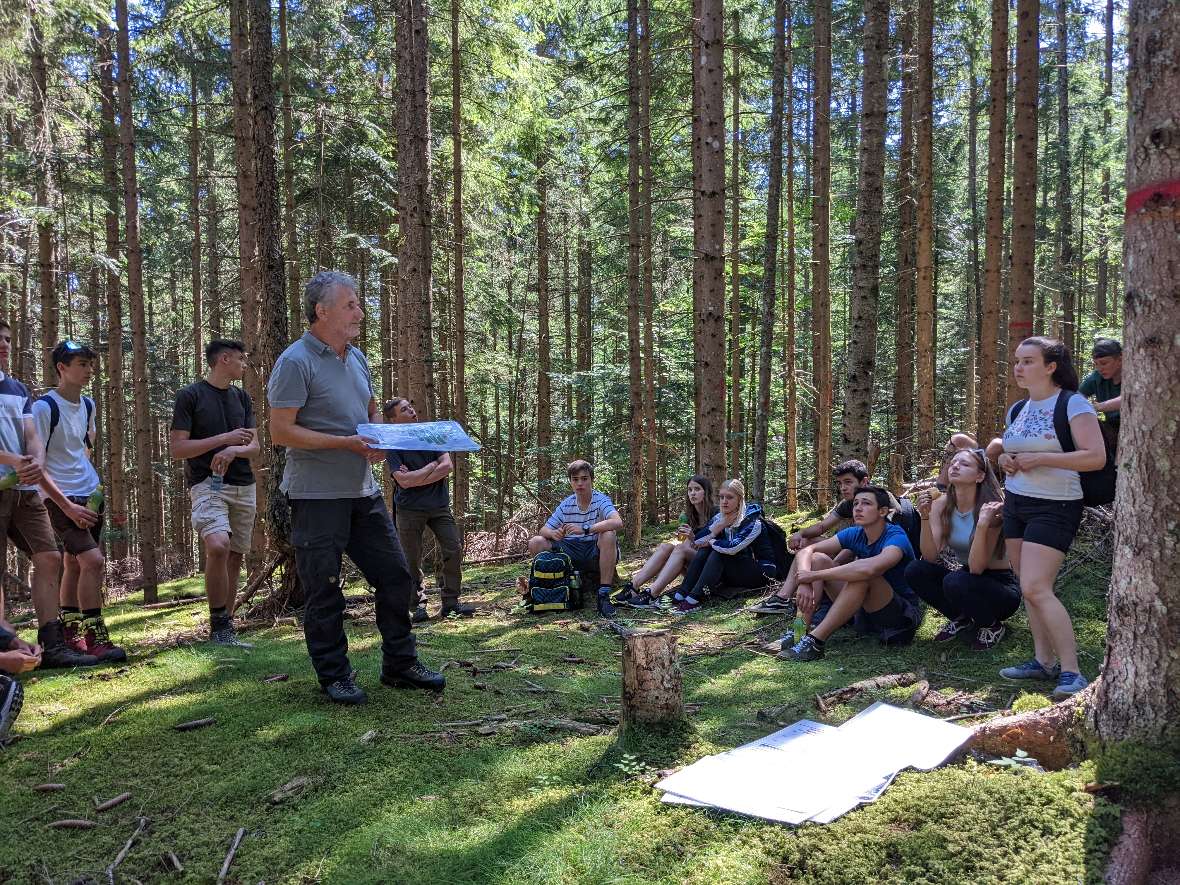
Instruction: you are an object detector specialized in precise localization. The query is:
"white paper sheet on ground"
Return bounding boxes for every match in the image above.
[655,703,971,826]
[356,420,481,452]
[835,701,972,770]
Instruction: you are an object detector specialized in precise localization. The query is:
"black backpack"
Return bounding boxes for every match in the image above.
[1011,390,1117,506]
[889,497,923,555]
[38,394,94,449]
[524,549,584,613]
[760,516,794,579]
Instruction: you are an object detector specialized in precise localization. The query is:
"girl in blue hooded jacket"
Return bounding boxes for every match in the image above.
[671,479,779,613]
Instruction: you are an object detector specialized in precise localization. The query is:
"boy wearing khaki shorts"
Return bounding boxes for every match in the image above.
[169,339,259,646]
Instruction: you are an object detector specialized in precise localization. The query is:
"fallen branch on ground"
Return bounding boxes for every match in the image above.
[217,827,246,884]
[106,816,147,883]
[141,596,206,610]
[173,717,216,732]
[815,672,921,710]
[234,555,283,609]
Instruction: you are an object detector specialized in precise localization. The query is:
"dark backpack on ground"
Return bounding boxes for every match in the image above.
[890,497,923,555]
[1011,390,1117,506]
[524,549,584,613]
[38,394,94,449]
[760,516,794,580]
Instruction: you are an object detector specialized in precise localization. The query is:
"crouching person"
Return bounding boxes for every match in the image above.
[780,486,920,662]
[671,479,778,614]
[268,271,444,704]
[527,460,623,617]
[0,615,38,742]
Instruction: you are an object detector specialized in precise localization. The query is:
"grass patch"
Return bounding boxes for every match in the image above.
[0,515,1121,883]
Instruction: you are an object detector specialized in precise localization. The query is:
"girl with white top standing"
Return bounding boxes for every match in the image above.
[996,336,1106,699]
[905,448,1018,650]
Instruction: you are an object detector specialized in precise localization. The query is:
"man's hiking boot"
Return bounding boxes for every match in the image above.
[61,612,87,654]
[1051,671,1088,700]
[934,616,974,643]
[999,658,1061,681]
[209,617,255,649]
[381,661,445,692]
[971,621,1007,651]
[323,671,367,705]
[596,590,617,618]
[80,617,127,663]
[439,601,476,619]
[0,675,23,743]
[37,620,98,669]
[411,604,430,624]
[748,594,796,617]
[779,633,825,662]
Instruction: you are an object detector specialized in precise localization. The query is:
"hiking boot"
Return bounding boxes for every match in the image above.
[0,675,23,743]
[381,660,445,692]
[411,605,430,624]
[37,620,99,669]
[209,617,255,649]
[61,612,87,654]
[747,593,796,616]
[999,658,1061,681]
[323,671,367,705]
[79,616,127,663]
[596,591,617,618]
[439,601,476,619]
[779,633,825,662]
[970,621,1007,651]
[934,616,974,643]
[1051,671,1088,700]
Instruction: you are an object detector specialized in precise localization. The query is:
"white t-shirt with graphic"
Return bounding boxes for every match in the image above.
[1003,391,1096,501]
[31,391,100,498]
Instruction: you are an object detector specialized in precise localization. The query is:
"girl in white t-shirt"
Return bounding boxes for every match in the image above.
[996,337,1106,700]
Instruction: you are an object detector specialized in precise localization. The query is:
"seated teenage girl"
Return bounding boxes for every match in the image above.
[905,448,1019,650]
[615,475,717,609]
[670,479,778,614]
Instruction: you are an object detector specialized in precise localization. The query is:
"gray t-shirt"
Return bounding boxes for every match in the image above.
[267,331,380,500]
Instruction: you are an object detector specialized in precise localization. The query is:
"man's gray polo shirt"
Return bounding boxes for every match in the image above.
[267,331,380,500]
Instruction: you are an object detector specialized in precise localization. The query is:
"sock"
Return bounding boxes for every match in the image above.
[210,606,229,621]
[598,585,611,597]
[807,633,825,647]
[684,596,698,605]
[61,606,81,616]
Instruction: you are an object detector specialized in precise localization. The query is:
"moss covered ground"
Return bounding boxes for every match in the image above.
[0,514,1121,883]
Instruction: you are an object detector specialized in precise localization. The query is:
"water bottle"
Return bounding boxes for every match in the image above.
[792,615,807,645]
[86,485,104,513]
[210,472,224,493]
[0,467,18,490]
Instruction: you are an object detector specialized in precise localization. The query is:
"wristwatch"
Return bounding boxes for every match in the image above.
[582,520,592,535]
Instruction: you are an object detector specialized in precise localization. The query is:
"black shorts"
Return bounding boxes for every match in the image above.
[861,591,921,646]
[1002,493,1083,554]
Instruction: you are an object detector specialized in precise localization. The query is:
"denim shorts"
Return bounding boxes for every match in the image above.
[1002,493,1084,554]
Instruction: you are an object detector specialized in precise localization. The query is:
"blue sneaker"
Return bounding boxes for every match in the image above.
[1051,671,1088,700]
[999,659,1061,681]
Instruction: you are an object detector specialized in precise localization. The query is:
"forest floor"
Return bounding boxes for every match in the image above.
[0,512,1122,884]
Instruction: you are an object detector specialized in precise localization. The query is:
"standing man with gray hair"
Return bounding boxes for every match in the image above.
[268,271,444,704]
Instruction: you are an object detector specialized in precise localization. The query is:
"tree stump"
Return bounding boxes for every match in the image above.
[621,629,683,735]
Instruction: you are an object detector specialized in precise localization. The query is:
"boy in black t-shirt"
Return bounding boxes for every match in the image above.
[169,340,259,646]
[383,397,473,621]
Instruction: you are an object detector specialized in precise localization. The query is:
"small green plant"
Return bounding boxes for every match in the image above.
[530,772,564,792]
[987,748,1044,771]
[612,752,654,779]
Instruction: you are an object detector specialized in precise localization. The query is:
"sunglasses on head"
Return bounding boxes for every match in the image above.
[62,340,84,352]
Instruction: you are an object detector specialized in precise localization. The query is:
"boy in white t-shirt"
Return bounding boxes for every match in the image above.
[31,341,125,663]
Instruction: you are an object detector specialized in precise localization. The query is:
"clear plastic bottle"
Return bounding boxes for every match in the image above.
[792,615,807,645]
[86,485,104,513]
[0,467,18,490]
[209,472,224,492]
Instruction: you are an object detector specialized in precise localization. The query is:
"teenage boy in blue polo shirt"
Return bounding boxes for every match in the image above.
[779,486,921,662]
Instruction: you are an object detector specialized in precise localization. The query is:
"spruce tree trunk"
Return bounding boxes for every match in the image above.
[451,0,468,522]
[728,12,743,479]
[575,214,593,457]
[640,0,658,523]
[279,0,301,337]
[693,0,728,488]
[205,83,222,338]
[114,0,160,601]
[893,0,915,470]
[1095,0,1113,320]
[536,165,553,493]
[1091,0,1180,745]
[965,37,980,437]
[753,0,785,502]
[1054,0,1074,355]
[914,0,935,454]
[1008,0,1038,403]
[811,0,832,505]
[626,0,645,541]
[842,0,889,462]
[396,0,434,418]
[97,26,130,562]
[979,0,1007,444]
[784,2,797,511]
[30,18,57,387]
[229,0,260,388]
[189,67,203,379]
